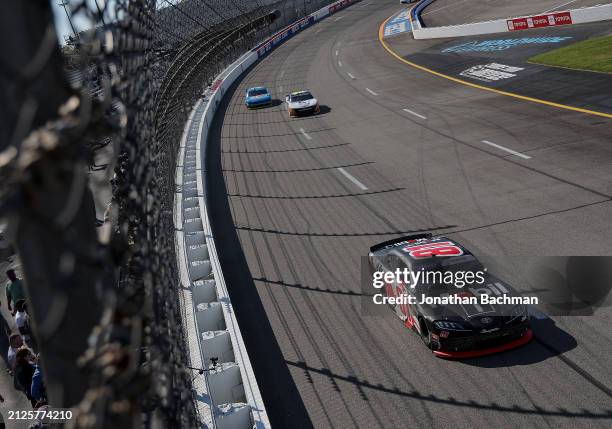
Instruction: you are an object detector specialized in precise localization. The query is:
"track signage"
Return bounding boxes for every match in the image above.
[383,9,413,37]
[507,11,573,31]
[460,63,525,82]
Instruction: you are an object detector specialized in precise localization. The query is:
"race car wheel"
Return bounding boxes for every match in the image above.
[418,318,433,350]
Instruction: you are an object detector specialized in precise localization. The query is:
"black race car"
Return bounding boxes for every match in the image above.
[368,233,532,359]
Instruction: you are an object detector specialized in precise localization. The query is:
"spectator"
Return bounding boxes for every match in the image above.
[31,354,46,405]
[13,347,36,406]
[14,300,31,340]
[5,269,26,315]
[8,333,24,370]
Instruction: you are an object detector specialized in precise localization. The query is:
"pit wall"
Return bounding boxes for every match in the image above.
[411,3,612,39]
[175,1,357,428]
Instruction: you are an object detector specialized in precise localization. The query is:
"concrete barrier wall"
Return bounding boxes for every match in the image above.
[413,18,507,39]
[572,4,612,24]
[412,4,612,39]
[175,1,357,428]
[411,0,436,29]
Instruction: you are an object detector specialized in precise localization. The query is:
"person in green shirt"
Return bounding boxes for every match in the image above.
[5,269,26,315]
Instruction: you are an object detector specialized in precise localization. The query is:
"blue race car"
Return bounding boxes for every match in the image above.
[245,86,272,108]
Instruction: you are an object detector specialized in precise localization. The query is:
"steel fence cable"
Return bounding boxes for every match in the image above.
[0,0,333,427]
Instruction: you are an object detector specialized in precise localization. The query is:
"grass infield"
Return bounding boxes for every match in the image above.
[529,35,612,73]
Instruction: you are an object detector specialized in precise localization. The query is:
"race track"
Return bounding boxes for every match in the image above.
[421,0,612,27]
[207,1,612,427]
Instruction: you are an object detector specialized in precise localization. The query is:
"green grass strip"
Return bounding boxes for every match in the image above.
[529,35,612,73]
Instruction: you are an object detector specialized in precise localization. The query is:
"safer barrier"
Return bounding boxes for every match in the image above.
[411,0,436,29]
[175,1,357,427]
[412,4,612,39]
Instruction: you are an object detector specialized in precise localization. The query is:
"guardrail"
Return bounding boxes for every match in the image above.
[175,1,357,427]
[412,4,612,39]
[411,0,436,29]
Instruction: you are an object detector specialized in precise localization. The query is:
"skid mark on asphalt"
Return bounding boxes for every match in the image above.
[222,161,374,173]
[233,225,457,237]
[227,187,405,199]
[222,142,350,153]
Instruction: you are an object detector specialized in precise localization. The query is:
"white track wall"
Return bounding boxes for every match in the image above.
[412,4,612,39]
[175,1,357,428]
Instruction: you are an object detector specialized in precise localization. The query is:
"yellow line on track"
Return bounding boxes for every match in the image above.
[378,14,612,119]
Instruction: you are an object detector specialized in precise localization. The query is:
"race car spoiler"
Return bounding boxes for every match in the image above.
[369,233,433,253]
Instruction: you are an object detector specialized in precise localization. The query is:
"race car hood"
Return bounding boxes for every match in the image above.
[417,276,526,330]
[288,98,318,109]
[247,94,271,102]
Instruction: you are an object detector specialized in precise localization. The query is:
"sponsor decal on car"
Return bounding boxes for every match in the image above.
[460,63,525,82]
[403,241,464,259]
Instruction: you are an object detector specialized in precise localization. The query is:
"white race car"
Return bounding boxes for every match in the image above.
[285,90,320,117]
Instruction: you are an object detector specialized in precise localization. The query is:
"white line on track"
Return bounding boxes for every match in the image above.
[365,88,378,96]
[337,168,368,191]
[280,70,285,77]
[481,140,531,159]
[338,61,343,67]
[402,108,427,120]
[315,28,322,34]
[347,72,356,79]
[334,16,345,22]
[336,50,339,56]
[362,1,371,5]
[299,128,312,140]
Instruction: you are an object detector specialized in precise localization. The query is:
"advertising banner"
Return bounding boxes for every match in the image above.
[507,11,572,31]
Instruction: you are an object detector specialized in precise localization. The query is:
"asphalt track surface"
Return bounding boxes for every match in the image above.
[397,21,612,113]
[422,0,612,27]
[207,1,612,427]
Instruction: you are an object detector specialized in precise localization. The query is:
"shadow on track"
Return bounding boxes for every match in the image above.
[253,277,365,297]
[317,105,332,115]
[206,64,314,429]
[460,317,577,368]
[285,359,612,419]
